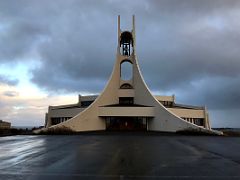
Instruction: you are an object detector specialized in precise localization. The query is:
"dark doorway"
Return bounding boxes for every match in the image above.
[105,117,148,131]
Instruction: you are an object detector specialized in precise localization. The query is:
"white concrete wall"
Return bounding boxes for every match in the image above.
[79,95,98,102]
[50,108,85,118]
[98,107,154,117]
[167,108,205,118]
[118,89,135,97]
[155,95,174,102]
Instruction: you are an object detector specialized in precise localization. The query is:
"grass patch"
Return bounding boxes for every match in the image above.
[214,128,240,137]
[176,128,219,136]
[38,126,76,135]
[0,128,33,136]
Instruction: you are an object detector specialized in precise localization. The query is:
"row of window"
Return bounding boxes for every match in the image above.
[160,101,173,107]
[51,117,72,125]
[182,117,204,126]
[81,101,94,107]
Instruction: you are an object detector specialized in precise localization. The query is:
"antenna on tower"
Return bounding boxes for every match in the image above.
[132,15,135,33]
[118,15,121,35]
[132,15,136,49]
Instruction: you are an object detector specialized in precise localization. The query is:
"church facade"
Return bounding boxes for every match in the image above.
[42,16,221,134]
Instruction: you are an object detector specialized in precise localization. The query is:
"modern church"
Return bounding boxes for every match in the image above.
[42,16,221,135]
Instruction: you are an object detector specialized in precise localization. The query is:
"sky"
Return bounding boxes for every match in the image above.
[0,0,240,128]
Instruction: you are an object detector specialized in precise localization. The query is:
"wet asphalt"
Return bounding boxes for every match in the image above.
[0,133,240,179]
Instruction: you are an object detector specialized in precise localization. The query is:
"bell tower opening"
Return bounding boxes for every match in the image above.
[120,31,133,56]
[120,60,133,81]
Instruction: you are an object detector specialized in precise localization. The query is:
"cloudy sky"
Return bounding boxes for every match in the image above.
[0,0,240,127]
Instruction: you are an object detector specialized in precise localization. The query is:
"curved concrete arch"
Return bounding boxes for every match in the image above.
[133,55,207,132]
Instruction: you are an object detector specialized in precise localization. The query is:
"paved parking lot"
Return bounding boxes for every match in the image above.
[0,133,240,179]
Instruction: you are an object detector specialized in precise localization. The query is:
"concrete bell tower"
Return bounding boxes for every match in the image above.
[41,15,220,134]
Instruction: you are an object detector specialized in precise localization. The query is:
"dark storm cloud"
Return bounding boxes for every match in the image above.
[1,0,240,111]
[3,90,19,97]
[0,75,19,86]
[0,16,48,61]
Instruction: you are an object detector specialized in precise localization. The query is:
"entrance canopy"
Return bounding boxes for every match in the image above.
[99,106,155,117]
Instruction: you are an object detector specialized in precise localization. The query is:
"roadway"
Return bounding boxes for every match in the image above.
[0,133,240,179]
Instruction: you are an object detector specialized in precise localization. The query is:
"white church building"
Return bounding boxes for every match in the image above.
[41,16,221,135]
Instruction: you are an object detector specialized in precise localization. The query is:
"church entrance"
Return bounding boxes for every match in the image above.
[105,117,148,131]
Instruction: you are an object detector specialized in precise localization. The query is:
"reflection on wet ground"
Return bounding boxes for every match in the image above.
[0,134,240,179]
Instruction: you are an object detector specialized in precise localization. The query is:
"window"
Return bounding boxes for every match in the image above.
[194,118,204,126]
[119,97,134,105]
[160,101,173,107]
[51,117,72,125]
[51,117,61,125]
[120,83,133,89]
[81,101,94,107]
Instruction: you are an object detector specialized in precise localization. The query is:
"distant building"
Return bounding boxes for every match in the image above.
[42,16,221,135]
[0,120,11,129]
